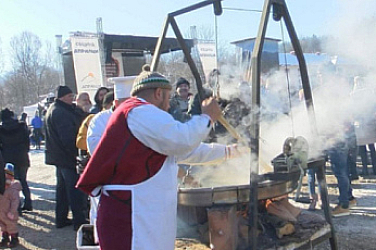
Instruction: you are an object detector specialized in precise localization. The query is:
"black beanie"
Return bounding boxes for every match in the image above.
[57,86,73,98]
[1,108,14,121]
[175,77,190,89]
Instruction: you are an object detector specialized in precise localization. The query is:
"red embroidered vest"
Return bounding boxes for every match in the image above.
[77,98,167,195]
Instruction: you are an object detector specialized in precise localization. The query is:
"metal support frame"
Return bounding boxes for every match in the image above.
[249,0,336,249]
[150,0,222,105]
[315,161,338,250]
[150,0,336,249]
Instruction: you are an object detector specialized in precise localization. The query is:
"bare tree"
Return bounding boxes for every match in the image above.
[0,31,60,114]
[9,31,45,104]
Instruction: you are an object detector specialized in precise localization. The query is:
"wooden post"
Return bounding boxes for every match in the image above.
[207,205,238,250]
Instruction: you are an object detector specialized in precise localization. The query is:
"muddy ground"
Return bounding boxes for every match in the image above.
[2,149,376,250]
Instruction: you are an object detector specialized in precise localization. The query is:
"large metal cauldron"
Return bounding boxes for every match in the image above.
[178,170,300,207]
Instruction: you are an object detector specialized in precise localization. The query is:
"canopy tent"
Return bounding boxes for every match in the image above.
[23,103,39,125]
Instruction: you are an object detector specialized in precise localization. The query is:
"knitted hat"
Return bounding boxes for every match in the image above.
[108,76,136,99]
[176,77,190,89]
[57,86,73,98]
[5,163,14,176]
[131,64,171,96]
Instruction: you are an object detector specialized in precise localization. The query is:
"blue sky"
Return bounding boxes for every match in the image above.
[0,1,338,45]
[0,0,375,68]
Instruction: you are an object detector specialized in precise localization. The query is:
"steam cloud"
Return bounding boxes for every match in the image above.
[185,1,376,187]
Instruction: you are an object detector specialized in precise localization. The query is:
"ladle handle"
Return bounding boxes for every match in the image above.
[217,114,244,142]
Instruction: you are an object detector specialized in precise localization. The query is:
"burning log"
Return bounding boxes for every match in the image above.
[263,197,301,239]
[265,197,301,222]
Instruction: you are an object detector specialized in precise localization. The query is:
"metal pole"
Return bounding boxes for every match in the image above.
[214,15,220,97]
[150,16,170,72]
[169,17,206,102]
[55,35,65,86]
[248,0,272,248]
[96,17,106,86]
[169,0,222,17]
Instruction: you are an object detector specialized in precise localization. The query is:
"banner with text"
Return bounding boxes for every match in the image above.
[196,42,217,79]
[71,37,103,101]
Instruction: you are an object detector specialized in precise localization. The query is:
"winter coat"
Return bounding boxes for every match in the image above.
[45,99,86,168]
[168,94,192,123]
[0,180,22,234]
[31,115,43,129]
[0,180,21,215]
[0,118,30,168]
[76,114,95,151]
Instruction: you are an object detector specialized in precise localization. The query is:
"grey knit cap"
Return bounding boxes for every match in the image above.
[131,64,172,96]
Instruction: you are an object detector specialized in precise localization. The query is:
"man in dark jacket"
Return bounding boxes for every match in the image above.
[0,108,32,210]
[45,86,88,230]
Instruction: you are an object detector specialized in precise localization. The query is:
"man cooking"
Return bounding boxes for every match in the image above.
[77,64,242,250]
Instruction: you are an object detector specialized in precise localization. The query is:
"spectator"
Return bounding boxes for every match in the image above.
[169,77,192,122]
[307,167,319,211]
[76,92,92,113]
[76,91,114,180]
[87,77,134,155]
[0,108,32,211]
[358,145,376,175]
[327,128,357,217]
[31,111,43,150]
[44,85,88,231]
[0,164,21,248]
[19,113,27,123]
[76,91,114,156]
[89,87,110,114]
[77,65,244,250]
[351,76,376,176]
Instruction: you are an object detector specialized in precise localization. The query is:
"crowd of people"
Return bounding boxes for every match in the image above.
[0,64,244,249]
[0,63,375,249]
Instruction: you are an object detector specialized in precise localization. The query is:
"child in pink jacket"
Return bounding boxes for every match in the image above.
[0,163,21,248]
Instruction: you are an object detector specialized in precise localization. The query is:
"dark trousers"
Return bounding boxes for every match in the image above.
[358,144,376,175]
[14,166,31,208]
[33,128,42,149]
[55,167,87,227]
[329,148,353,207]
[348,145,359,178]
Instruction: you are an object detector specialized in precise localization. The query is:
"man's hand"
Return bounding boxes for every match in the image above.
[201,97,222,122]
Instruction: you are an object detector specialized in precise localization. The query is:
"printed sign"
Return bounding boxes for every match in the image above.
[196,42,217,78]
[71,37,104,101]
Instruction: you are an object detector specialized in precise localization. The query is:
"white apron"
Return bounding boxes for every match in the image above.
[101,156,178,250]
